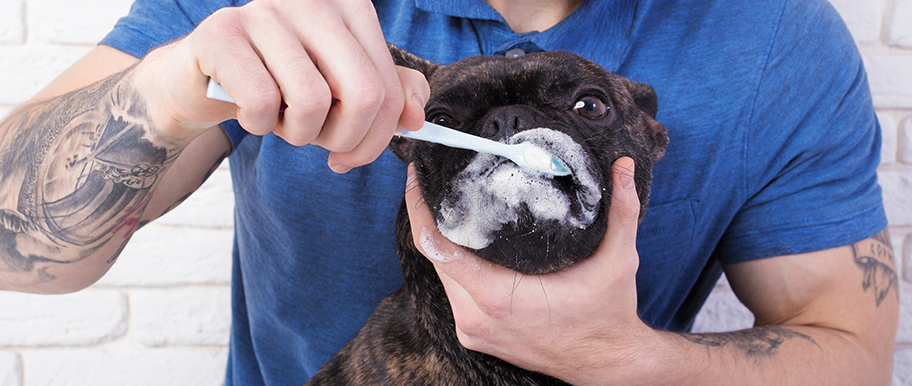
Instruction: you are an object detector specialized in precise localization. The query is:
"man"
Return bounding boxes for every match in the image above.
[0,0,897,384]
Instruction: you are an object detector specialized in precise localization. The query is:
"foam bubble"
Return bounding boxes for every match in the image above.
[419,228,463,263]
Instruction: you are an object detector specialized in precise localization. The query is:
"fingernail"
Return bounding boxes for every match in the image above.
[330,163,353,174]
[617,158,634,190]
[621,171,634,190]
[328,154,353,174]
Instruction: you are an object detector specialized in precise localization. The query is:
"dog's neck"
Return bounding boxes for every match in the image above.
[485,0,583,33]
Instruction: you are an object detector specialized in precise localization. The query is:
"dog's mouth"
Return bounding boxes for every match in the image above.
[435,128,602,251]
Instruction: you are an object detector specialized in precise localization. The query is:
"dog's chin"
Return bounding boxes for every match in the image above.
[431,128,606,274]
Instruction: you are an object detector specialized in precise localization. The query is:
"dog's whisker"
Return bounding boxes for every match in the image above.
[538,275,552,325]
[413,196,428,211]
[610,163,635,179]
[405,179,421,193]
[607,192,631,206]
[507,272,526,317]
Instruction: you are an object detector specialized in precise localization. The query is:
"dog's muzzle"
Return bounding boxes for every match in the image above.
[436,128,602,250]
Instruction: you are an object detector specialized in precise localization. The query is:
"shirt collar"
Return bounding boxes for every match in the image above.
[414,0,635,72]
[413,0,504,21]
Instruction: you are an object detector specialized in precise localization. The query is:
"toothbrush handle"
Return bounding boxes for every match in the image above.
[207,78,235,103]
[396,123,510,157]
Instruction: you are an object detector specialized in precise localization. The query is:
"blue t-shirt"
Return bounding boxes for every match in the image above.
[102,0,887,384]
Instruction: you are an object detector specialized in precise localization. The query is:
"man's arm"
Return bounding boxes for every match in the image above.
[647,231,898,386]
[407,158,898,385]
[0,0,432,294]
[676,230,898,384]
[0,46,232,294]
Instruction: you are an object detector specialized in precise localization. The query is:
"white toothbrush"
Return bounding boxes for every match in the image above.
[394,122,571,176]
[206,78,571,176]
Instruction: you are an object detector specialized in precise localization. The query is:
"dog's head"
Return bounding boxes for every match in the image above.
[390,45,668,274]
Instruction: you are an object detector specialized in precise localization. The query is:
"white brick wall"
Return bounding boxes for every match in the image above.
[0,0,910,385]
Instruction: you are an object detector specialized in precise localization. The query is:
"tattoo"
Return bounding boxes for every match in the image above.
[0,67,180,281]
[680,326,819,363]
[851,230,897,307]
[159,149,228,217]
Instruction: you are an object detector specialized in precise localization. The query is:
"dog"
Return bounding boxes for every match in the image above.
[305,45,668,385]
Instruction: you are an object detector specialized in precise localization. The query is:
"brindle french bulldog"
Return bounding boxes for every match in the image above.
[305,45,669,386]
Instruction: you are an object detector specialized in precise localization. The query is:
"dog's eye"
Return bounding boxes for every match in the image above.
[573,96,609,119]
[430,113,459,128]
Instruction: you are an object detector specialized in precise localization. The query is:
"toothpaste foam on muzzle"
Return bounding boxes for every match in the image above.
[437,128,602,250]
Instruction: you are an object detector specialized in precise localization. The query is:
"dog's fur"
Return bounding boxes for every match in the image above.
[305,46,668,385]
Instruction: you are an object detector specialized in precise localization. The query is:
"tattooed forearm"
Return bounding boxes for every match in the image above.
[851,230,897,307]
[679,326,819,363]
[0,67,180,283]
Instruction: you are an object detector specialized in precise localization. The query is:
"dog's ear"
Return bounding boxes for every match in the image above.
[622,78,668,162]
[386,44,442,164]
[622,78,658,119]
[387,43,441,80]
[389,136,416,164]
[639,110,669,162]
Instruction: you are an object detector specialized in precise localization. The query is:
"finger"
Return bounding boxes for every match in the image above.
[326,65,429,172]
[604,156,640,249]
[404,165,521,315]
[584,156,641,281]
[309,36,387,153]
[315,7,406,171]
[403,170,501,348]
[404,164,465,264]
[238,6,339,146]
[194,8,283,135]
[395,66,430,131]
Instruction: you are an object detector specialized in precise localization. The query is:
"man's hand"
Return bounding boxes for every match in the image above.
[404,157,654,385]
[405,154,898,386]
[140,0,429,173]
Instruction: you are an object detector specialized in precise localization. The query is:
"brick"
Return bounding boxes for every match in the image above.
[21,347,227,386]
[888,0,912,48]
[902,116,912,164]
[828,0,882,45]
[899,283,912,344]
[95,224,233,286]
[905,233,912,283]
[156,167,235,228]
[0,0,25,44]
[690,288,754,333]
[0,290,125,346]
[878,170,912,226]
[28,0,134,45]
[0,48,89,104]
[877,111,897,164]
[896,348,912,386]
[864,55,912,109]
[131,287,231,347]
[0,351,20,386]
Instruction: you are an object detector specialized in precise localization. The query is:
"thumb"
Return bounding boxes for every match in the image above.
[396,66,430,131]
[602,156,641,252]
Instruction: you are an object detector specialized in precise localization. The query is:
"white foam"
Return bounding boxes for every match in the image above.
[419,228,464,263]
[436,128,602,250]
[522,145,554,171]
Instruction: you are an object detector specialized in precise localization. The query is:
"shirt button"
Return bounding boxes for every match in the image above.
[505,48,525,58]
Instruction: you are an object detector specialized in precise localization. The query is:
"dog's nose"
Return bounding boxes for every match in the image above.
[482,106,546,141]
